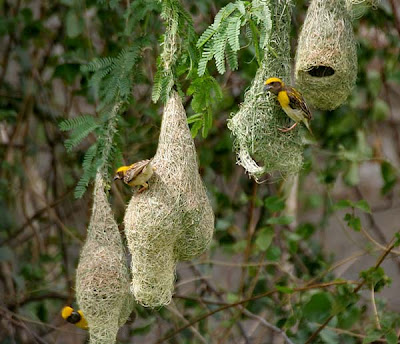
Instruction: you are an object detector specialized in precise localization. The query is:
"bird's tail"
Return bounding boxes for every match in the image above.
[303,119,314,137]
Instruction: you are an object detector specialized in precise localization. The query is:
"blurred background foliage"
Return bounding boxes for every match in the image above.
[1,0,400,343]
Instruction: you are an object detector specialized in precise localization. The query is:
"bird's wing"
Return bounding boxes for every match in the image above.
[124,159,150,184]
[285,86,312,120]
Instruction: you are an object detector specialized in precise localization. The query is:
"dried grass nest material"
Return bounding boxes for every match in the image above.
[228,0,303,180]
[76,173,134,344]
[295,0,357,110]
[124,91,214,308]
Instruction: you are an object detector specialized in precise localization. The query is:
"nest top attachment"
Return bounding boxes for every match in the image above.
[228,0,304,180]
[295,0,357,110]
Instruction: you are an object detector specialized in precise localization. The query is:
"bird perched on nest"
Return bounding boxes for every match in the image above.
[114,159,154,193]
[61,306,88,330]
[264,77,313,134]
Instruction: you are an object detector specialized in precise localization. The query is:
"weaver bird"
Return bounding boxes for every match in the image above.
[61,306,88,330]
[113,159,154,193]
[264,77,313,134]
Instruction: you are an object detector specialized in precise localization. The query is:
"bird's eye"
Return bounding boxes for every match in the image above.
[67,311,82,324]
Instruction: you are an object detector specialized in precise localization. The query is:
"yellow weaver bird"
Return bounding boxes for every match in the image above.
[113,159,154,193]
[61,306,88,330]
[264,77,313,134]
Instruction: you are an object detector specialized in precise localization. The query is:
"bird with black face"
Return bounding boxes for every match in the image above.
[264,77,313,134]
[61,306,88,330]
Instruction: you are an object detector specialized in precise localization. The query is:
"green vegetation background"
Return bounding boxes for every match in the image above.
[1,0,400,343]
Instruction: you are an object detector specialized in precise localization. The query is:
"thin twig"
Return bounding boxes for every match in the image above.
[157,280,351,343]
[0,189,73,246]
[305,239,397,344]
[240,307,295,344]
[196,260,278,268]
[371,286,381,330]
[239,182,259,296]
[166,302,208,344]
[322,325,387,342]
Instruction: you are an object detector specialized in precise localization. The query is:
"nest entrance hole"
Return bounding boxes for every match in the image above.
[307,66,335,77]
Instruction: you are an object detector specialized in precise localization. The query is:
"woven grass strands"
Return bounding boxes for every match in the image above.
[76,173,133,344]
[124,91,214,308]
[295,0,358,110]
[228,0,303,180]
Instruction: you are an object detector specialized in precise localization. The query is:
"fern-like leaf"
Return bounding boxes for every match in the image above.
[64,120,99,152]
[198,44,214,76]
[196,0,272,75]
[227,15,241,52]
[226,44,238,71]
[59,115,97,132]
[213,25,228,74]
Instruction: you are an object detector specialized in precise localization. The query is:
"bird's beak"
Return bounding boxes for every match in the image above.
[264,84,272,92]
[113,175,120,181]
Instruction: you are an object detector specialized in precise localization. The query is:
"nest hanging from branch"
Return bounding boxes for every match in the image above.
[124,91,214,308]
[295,0,357,110]
[228,0,303,181]
[76,173,134,344]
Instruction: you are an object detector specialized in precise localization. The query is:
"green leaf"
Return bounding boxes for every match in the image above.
[255,227,274,251]
[64,120,99,152]
[363,329,382,343]
[337,306,360,329]
[303,292,332,323]
[190,118,202,138]
[265,245,281,261]
[381,161,397,195]
[264,196,285,212]
[187,113,202,124]
[344,213,361,232]
[267,216,293,226]
[354,200,371,213]
[394,232,400,247]
[360,266,391,291]
[385,330,398,344]
[333,199,353,211]
[225,43,238,70]
[296,223,315,240]
[213,28,228,74]
[344,162,359,186]
[227,15,241,52]
[59,115,97,131]
[320,328,339,344]
[248,18,262,66]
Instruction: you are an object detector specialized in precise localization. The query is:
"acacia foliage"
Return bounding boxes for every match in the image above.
[0,0,400,343]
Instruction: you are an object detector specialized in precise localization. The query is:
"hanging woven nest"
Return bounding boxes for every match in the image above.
[76,173,134,344]
[295,0,357,110]
[228,0,303,181]
[124,91,214,308]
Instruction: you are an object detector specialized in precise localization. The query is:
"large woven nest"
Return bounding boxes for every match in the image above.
[76,173,133,344]
[124,91,214,308]
[228,0,303,181]
[295,0,357,110]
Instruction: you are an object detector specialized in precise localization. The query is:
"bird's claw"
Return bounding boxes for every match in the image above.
[137,183,149,194]
[278,122,298,133]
